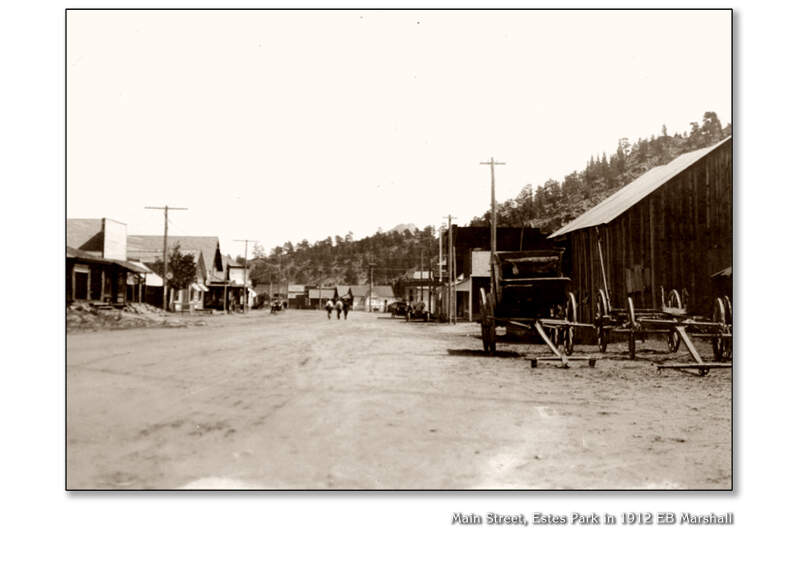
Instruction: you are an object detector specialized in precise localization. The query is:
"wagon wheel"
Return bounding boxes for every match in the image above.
[665,289,682,352]
[711,297,726,361]
[626,296,637,359]
[564,292,577,356]
[666,289,682,310]
[595,289,609,353]
[722,295,733,360]
[479,288,496,355]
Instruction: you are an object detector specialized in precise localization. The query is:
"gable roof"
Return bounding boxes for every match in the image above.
[550,137,731,238]
[127,235,223,275]
[348,285,369,297]
[371,285,395,298]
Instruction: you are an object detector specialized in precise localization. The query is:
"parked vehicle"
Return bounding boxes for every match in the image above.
[405,301,430,322]
[388,301,408,318]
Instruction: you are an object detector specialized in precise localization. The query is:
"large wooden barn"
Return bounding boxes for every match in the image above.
[550,136,732,323]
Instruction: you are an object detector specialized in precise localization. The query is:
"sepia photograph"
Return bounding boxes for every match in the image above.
[65,8,732,490]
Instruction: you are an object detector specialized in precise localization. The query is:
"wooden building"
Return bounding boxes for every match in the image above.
[67,246,146,304]
[399,271,436,314]
[67,218,148,304]
[288,284,307,309]
[127,235,224,310]
[443,225,553,321]
[306,287,337,308]
[549,137,732,323]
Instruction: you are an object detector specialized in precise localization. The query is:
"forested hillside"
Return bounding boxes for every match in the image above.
[247,224,439,288]
[470,111,731,233]
[247,112,731,288]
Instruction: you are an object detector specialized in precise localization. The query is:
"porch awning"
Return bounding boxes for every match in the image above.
[121,260,152,274]
[114,259,150,273]
[145,273,163,287]
[191,283,209,293]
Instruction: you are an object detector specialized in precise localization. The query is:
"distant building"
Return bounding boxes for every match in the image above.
[399,271,437,314]
[306,287,337,308]
[344,285,396,312]
[288,284,306,309]
[223,255,256,310]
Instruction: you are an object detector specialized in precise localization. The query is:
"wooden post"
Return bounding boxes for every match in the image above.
[480,158,506,319]
[145,205,187,311]
[649,197,656,308]
[448,218,454,323]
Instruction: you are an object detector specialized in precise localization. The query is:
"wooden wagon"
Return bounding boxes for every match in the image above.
[478,248,597,368]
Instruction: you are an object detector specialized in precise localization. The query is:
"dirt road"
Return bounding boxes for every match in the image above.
[66,309,731,489]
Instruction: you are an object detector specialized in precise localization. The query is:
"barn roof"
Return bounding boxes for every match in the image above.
[550,137,731,238]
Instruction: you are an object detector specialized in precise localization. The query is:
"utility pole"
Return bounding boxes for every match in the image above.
[368,260,376,313]
[447,215,454,324]
[419,248,424,304]
[145,205,188,312]
[438,225,443,283]
[427,247,432,313]
[234,239,258,312]
[480,158,505,305]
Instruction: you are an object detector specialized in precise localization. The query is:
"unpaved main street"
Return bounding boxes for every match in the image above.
[67,309,731,489]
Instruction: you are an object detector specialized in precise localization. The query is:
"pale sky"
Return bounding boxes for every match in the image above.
[67,9,731,258]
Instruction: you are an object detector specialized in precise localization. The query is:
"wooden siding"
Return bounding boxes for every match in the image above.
[564,139,732,323]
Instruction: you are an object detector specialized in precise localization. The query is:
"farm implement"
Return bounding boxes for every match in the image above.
[593,231,732,376]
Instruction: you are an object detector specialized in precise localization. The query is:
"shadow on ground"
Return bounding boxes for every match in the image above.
[446,348,522,358]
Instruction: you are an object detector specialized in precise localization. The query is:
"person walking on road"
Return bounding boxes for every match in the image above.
[342,299,350,320]
[335,299,344,320]
[325,299,334,319]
